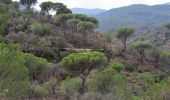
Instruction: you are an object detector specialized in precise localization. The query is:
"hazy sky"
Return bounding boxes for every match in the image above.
[13,0,170,10]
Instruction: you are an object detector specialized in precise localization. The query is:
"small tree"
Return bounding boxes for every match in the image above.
[77,21,97,39]
[67,19,81,34]
[61,51,107,94]
[54,14,73,34]
[116,27,134,52]
[132,40,153,63]
[20,0,37,9]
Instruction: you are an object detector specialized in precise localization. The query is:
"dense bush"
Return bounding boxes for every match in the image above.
[88,68,116,94]
[88,63,127,94]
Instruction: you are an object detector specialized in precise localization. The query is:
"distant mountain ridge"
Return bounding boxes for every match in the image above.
[94,4,170,32]
[71,8,106,16]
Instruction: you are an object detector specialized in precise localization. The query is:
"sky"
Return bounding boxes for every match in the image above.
[13,0,170,10]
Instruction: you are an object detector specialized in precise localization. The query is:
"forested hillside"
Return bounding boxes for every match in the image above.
[0,0,170,100]
[95,4,170,32]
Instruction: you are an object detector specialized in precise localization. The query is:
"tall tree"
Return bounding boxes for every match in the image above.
[116,27,134,52]
[40,1,53,16]
[20,0,37,9]
[61,51,107,94]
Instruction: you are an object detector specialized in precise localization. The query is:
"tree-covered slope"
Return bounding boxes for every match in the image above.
[95,4,170,32]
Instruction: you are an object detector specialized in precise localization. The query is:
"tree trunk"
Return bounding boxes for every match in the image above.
[122,36,127,52]
[57,50,61,61]
[140,49,144,63]
[80,78,86,95]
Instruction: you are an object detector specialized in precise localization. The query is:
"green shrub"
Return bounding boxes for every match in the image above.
[59,77,81,94]
[131,72,156,96]
[33,85,49,97]
[108,60,125,72]
[88,68,116,94]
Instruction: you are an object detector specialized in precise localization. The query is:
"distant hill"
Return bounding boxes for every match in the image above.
[95,4,170,32]
[71,8,106,16]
